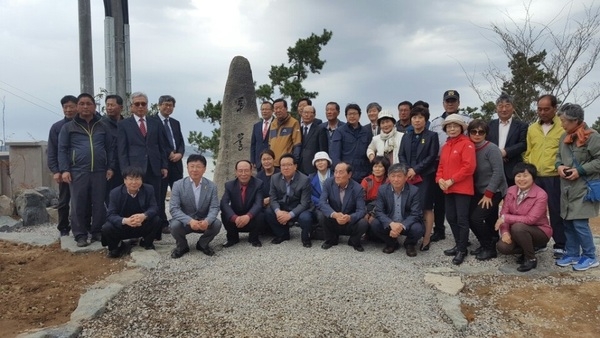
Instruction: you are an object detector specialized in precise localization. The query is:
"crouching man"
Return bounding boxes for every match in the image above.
[101,166,162,258]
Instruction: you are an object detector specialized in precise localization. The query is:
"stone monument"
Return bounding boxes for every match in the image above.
[213,56,259,194]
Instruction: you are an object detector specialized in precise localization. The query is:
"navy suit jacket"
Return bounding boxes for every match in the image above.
[154,115,185,179]
[117,115,169,177]
[250,118,273,170]
[374,183,423,230]
[318,177,366,224]
[220,176,264,221]
[269,171,313,216]
[487,119,528,180]
[106,184,158,225]
[299,121,328,175]
[398,129,439,176]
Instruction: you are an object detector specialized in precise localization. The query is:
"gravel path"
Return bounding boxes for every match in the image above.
[14,223,586,337]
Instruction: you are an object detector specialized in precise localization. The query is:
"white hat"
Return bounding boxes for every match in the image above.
[312,151,332,166]
[377,110,397,125]
[442,113,468,131]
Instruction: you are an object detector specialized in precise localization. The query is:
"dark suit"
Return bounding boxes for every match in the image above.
[169,176,222,251]
[251,117,273,170]
[118,114,170,225]
[487,118,528,186]
[155,115,185,227]
[267,171,313,242]
[220,177,264,243]
[318,177,368,246]
[101,184,162,250]
[399,130,439,209]
[299,122,329,175]
[371,183,424,247]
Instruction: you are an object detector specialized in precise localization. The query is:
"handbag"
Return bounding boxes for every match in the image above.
[407,174,423,185]
[568,146,600,202]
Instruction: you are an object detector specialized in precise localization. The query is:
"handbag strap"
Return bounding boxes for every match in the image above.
[568,145,591,185]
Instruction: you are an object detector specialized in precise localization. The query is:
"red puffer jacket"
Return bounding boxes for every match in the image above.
[436,134,476,195]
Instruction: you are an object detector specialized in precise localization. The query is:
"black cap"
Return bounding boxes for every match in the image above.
[443,90,460,100]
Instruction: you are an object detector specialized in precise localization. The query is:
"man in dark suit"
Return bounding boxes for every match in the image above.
[318,162,368,252]
[251,101,274,170]
[101,166,162,258]
[117,92,170,236]
[154,95,185,233]
[364,102,382,136]
[487,92,528,186]
[299,105,328,175]
[101,94,125,205]
[220,160,264,247]
[267,153,314,247]
[169,154,222,258]
[371,163,424,257]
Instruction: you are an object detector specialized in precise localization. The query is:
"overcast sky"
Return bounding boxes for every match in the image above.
[1,0,599,145]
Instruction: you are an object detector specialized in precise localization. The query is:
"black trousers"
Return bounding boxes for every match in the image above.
[70,171,107,240]
[496,223,550,260]
[221,211,264,243]
[445,193,471,252]
[105,167,122,206]
[535,176,565,249]
[469,192,503,250]
[101,215,162,250]
[322,214,368,247]
[433,180,446,235]
[56,181,71,233]
[159,162,183,227]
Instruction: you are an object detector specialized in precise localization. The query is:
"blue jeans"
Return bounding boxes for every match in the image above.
[563,219,596,259]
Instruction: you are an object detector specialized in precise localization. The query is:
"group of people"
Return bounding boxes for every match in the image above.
[47,89,599,273]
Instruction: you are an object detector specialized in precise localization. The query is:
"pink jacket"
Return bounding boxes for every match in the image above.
[499,184,553,239]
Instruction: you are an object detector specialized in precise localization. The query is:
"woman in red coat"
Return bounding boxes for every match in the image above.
[435,114,476,265]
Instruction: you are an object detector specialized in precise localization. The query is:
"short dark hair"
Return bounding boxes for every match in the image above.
[397,101,413,109]
[77,93,95,103]
[344,103,361,116]
[372,156,391,176]
[235,160,252,170]
[105,94,123,105]
[122,166,144,179]
[261,101,273,109]
[260,149,275,160]
[467,119,489,134]
[413,100,429,109]
[61,95,78,106]
[537,94,558,108]
[159,95,176,105]
[326,102,340,112]
[273,98,288,108]
[336,162,353,174]
[298,98,312,106]
[187,154,207,166]
[513,162,537,181]
[279,153,296,165]
[410,106,430,121]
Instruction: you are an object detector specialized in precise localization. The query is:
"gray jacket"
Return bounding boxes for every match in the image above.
[556,129,600,220]
[474,140,507,197]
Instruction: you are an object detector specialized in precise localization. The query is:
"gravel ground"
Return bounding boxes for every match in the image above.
[14,223,580,337]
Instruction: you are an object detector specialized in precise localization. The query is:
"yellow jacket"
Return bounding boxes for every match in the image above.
[524,115,565,177]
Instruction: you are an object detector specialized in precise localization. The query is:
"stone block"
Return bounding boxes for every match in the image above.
[0,215,21,232]
[0,195,14,216]
[14,189,49,226]
[35,186,58,207]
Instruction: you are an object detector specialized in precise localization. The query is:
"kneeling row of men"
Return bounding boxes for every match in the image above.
[102,153,424,259]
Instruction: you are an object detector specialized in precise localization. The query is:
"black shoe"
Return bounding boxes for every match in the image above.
[516,254,525,264]
[302,240,312,248]
[76,238,89,247]
[196,242,215,256]
[452,251,468,265]
[250,240,262,247]
[321,242,333,250]
[90,233,102,243]
[271,237,288,244]
[107,248,122,258]
[406,245,417,257]
[222,240,239,248]
[161,227,171,234]
[139,238,155,250]
[171,247,190,259]
[420,242,430,251]
[517,258,537,272]
[353,244,365,252]
[430,232,446,242]
[475,249,497,261]
[470,246,484,255]
[59,230,70,237]
[443,246,458,256]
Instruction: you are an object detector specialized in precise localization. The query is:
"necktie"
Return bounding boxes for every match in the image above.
[262,120,269,139]
[139,118,147,137]
[164,118,175,148]
[303,126,308,136]
[241,185,247,204]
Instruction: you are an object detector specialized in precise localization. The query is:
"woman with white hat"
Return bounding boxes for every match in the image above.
[436,114,477,265]
[308,151,333,240]
[366,110,404,165]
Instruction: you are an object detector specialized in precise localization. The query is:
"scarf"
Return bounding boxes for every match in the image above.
[379,129,397,155]
[563,122,593,147]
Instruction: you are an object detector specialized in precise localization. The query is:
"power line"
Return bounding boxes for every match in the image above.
[0,80,60,111]
[0,87,62,116]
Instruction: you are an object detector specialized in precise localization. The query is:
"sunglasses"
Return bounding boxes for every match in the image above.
[133,102,148,107]
[469,129,486,136]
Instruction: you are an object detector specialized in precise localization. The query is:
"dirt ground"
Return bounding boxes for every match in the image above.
[0,219,599,337]
[0,241,126,337]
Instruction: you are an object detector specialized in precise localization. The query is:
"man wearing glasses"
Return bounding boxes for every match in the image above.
[117,92,170,239]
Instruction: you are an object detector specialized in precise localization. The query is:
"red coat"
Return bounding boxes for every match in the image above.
[436,134,476,195]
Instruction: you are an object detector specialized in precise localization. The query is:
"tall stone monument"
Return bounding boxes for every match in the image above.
[213,56,259,194]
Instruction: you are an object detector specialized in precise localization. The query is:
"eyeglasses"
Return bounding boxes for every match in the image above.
[133,102,148,107]
[469,129,486,136]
